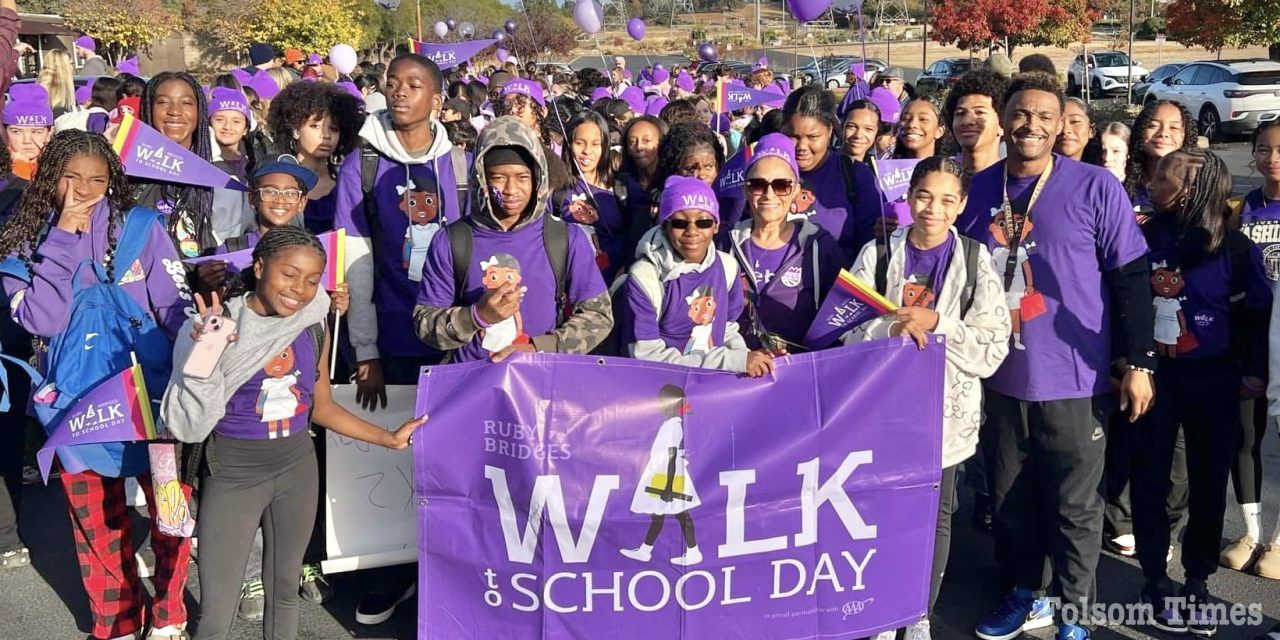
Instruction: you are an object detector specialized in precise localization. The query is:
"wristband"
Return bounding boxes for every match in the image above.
[470,304,491,329]
[1125,364,1155,375]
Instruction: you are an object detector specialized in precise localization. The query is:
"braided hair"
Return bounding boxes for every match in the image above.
[137,72,215,253]
[223,225,327,300]
[1125,99,1197,200]
[1163,148,1230,258]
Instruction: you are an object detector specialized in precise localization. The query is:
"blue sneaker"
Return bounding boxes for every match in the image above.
[975,589,1054,640]
[1056,623,1090,640]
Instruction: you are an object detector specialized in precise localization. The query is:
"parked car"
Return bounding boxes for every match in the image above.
[1146,58,1280,140]
[1130,62,1185,104]
[790,56,886,89]
[916,58,972,96]
[694,60,755,78]
[1066,51,1150,97]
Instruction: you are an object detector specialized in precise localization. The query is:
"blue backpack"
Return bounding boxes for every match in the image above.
[0,207,173,477]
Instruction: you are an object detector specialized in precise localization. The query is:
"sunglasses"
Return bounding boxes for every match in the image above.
[666,218,716,230]
[746,178,795,196]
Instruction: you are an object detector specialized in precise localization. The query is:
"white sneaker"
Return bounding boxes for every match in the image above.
[671,545,702,566]
[620,544,653,562]
[905,620,931,640]
[871,631,897,640]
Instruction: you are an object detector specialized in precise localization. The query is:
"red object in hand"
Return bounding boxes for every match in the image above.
[1020,291,1047,321]
[1177,331,1199,353]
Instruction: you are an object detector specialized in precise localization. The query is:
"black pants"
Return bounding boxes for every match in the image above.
[929,465,958,611]
[1131,359,1238,586]
[1103,410,1189,541]
[194,433,318,640]
[0,362,29,553]
[1231,397,1268,505]
[983,390,1112,606]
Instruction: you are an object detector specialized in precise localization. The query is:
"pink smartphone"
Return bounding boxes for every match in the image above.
[182,315,237,379]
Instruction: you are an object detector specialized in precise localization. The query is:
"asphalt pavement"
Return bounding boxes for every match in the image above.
[0,142,1277,639]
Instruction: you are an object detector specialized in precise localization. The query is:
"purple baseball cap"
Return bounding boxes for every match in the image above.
[868,87,901,124]
[208,87,251,120]
[74,36,95,52]
[4,84,53,127]
[307,54,323,65]
[659,175,719,224]
[502,78,545,107]
[619,86,646,115]
[747,133,801,180]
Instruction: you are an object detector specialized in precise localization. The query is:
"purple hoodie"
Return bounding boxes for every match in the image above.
[728,219,843,348]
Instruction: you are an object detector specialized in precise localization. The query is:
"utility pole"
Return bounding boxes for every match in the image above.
[1127,0,1135,104]
[416,0,423,41]
[756,0,761,44]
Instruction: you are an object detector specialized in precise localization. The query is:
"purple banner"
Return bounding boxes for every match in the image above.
[876,158,920,204]
[719,80,784,113]
[409,38,499,70]
[715,145,751,197]
[113,114,247,191]
[412,340,943,638]
[37,364,156,482]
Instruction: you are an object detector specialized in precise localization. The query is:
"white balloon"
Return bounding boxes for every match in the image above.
[330,44,358,75]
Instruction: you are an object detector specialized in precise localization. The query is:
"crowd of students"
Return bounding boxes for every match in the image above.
[0,5,1276,639]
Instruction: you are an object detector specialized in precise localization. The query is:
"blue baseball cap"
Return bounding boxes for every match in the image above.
[252,155,318,192]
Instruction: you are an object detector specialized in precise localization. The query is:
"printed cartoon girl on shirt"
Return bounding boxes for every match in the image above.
[479,253,531,353]
[989,209,1036,350]
[256,345,306,439]
[565,193,609,271]
[684,284,717,355]
[902,273,936,308]
[621,384,703,566]
[1151,261,1194,357]
[400,174,441,281]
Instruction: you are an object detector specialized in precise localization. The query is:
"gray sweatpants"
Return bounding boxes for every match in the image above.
[194,433,318,640]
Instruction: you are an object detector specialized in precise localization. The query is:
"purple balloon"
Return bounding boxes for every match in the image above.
[626,17,646,41]
[573,0,603,35]
[491,30,507,42]
[505,20,518,34]
[698,42,717,63]
[433,21,448,38]
[786,0,834,22]
[496,48,509,63]
[445,17,458,30]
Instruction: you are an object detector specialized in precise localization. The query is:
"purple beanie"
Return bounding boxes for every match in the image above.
[74,36,95,52]
[747,133,801,180]
[644,96,669,116]
[868,87,902,124]
[75,84,92,105]
[4,84,53,127]
[659,175,719,224]
[208,87,251,120]
[651,67,671,84]
[619,86,646,115]
[589,86,613,103]
[307,54,323,65]
[502,78,545,107]
[675,70,695,93]
[336,81,364,103]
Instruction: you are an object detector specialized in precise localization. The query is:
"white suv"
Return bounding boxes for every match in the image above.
[1066,51,1149,97]
[1146,59,1280,140]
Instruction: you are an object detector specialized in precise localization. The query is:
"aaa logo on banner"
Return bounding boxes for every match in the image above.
[413,340,943,639]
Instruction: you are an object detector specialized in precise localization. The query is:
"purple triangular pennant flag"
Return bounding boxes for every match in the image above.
[113,114,248,191]
[804,271,891,349]
[718,81,785,113]
[36,364,157,483]
[876,158,921,225]
[408,38,498,71]
[716,144,752,197]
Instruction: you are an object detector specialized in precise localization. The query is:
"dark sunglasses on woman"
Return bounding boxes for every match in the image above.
[745,178,795,197]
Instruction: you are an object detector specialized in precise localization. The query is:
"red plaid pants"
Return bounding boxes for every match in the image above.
[60,469,191,639]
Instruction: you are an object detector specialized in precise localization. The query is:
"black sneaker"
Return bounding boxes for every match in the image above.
[1141,590,1187,635]
[237,579,264,623]
[298,563,334,604]
[0,547,29,569]
[1182,585,1217,637]
[971,493,994,534]
[356,583,416,625]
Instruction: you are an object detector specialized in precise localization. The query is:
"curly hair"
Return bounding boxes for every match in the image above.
[224,225,327,300]
[1125,99,1197,200]
[0,130,134,280]
[266,81,363,173]
[443,119,478,151]
[650,121,724,203]
[116,74,146,100]
[783,84,840,132]
[138,72,214,252]
[658,99,699,127]
[494,92,551,146]
[561,110,615,187]
[942,69,1008,127]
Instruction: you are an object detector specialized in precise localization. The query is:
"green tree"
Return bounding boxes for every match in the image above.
[61,0,176,61]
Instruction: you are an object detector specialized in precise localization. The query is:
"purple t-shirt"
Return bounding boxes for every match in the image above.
[557,179,628,282]
[1242,187,1280,215]
[744,239,790,287]
[305,191,338,235]
[734,228,843,346]
[416,216,607,362]
[1240,202,1280,282]
[796,152,879,260]
[624,257,742,353]
[956,155,1148,401]
[902,234,954,309]
[214,329,317,440]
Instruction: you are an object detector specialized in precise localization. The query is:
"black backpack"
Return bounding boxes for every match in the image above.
[875,235,982,320]
[444,216,571,321]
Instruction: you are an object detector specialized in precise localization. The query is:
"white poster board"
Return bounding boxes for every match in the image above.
[322,384,418,573]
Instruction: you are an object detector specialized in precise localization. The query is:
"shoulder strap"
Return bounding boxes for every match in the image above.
[550,187,569,216]
[958,236,980,320]
[446,218,474,297]
[307,323,326,364]
[113,207,162,279]
[874,244,889,296]
[449,147,469,218]
[360,151,379,196]
[224,234,249,253]
[543,216,569,313]
[1225,231,1252,303]
[838,155,860,213]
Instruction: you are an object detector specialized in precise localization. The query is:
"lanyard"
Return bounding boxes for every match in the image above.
[997,157,1053,292]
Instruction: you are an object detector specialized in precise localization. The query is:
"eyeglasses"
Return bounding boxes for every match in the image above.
[666,218,716,230]
[745,178,795,196]
[253,187,304,204]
